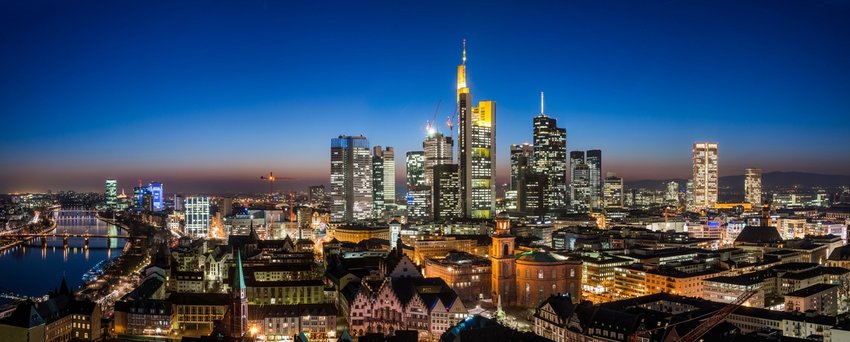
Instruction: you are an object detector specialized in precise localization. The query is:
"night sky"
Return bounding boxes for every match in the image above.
[2,0,849,194]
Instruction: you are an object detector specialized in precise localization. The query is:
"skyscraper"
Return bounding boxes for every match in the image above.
[569,151,585,183]
[585,149,602,209]
[184,196,210,238]
[105,179,117,209]
[532,93,568,211]
[665,181,679,204]
[406,151,426,188]
[692,142,719,211]
[571,162,591,212]
[423,132,453,186]
[517,171,547,216]
[149,182,164,212]
[456,40,496,219]
[745,168,762,208]
[603,173,624,208]
[372,146,395,217]
[330,135,373,222]
[433,164,461,221]
[406,151,430,221]
[382,147,396,211]
[510,143,533,191]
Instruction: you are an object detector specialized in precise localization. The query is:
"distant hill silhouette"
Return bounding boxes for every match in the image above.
[626,171,850,191]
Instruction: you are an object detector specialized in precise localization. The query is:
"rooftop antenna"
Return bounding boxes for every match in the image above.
[540,91,545,115]
[462,38,467,65]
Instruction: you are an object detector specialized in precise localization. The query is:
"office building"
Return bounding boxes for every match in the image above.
[665,181,679,204]
[603,173,624,209]
[330,135,373,222]
[585,150,602,209]
[372,146,395,217]
[406,150,430,220]
[406,151,426,188]
[745,168,762,208]
[456,40,496,219]
[105,179,118,209]
[423,132,452,186]
[133,186,150,210]
[149,182,164,212]
[433,164,461,221]
[184,196,210,238]
[533,94,568,210]
[569,151,585,184]
[517,171,547,216]
[571,160,591,212]
[406,186,431,221]
[692,142,719,211]
[510,143,533,191]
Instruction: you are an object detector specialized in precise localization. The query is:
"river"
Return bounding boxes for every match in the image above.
[0,210,127,297]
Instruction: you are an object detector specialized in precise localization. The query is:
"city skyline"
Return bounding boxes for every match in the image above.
[2,0,850,194]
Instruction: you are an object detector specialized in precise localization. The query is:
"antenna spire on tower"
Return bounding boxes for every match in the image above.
[462,38,467,64]
[540,91,545,115]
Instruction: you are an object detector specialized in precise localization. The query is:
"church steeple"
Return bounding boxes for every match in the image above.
[229,249,247,337]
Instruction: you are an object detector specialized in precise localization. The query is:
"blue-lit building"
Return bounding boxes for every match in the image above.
[149,182,164,211]
[133,186,151,210]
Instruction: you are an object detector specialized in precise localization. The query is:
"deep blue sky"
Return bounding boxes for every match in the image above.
[1,0,849,194]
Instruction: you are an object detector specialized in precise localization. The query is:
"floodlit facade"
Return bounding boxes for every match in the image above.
[603,173,624,209]
[745,168,762,208]
[331,135,373,222]
[105,179,118,209]
[149,182,164,212]
[692,142,719,211]
[457,40,496,219]
[184,196,210,238]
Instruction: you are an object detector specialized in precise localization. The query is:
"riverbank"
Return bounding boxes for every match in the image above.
[0,209,57,252]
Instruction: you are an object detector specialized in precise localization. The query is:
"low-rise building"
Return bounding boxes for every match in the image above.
[248,303,337,341]
[423,251,491,302]
[784,283,838,315]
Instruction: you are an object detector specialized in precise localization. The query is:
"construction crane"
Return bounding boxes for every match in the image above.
[259,172,294,197]
[425,100,442,135]
[676,289,757,342]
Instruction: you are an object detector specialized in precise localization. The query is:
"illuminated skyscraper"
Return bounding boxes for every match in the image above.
[665,181,679,204]
[330,135,373,222]
[406,151,426,188]
[423,132,453,186]
[456,40,496,219]
[745,168,762,207]
[692,142,719,211]
[372,146,395,217]
[585,150,602,209]
[184,196,210,238]
[105,179,118,209]
[532,92,568,210]
[406,151,430,221]
[149,182,164,212]
[571,162,591,212]
[603,173,624,208]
